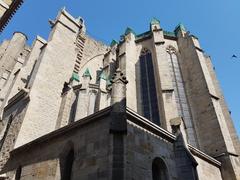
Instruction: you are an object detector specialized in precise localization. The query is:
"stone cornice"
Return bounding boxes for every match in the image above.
[163,35,177,41]
[195,46,204,53]
[135,33,152,43]
[188,144,221,167]
[36,35,47,45]
[126,107,176,143]
[0,1,9,9]
[162,88,174,93]
[4,88,29,111]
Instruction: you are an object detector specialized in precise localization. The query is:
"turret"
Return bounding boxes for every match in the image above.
[174,23,187,37]
[70,72,80,86]
[118,27,137,111]
[150,17,161,31]
[82,68,91,89]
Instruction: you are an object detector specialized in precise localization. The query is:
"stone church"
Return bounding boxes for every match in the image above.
[0,8,239,180]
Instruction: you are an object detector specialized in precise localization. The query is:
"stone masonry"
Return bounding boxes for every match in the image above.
[0,8,239,180]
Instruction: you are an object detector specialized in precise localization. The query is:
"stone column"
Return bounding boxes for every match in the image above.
[74,69,91,121]
[56,80,77,129]
[95,72,108,111]
[110,68,128,133]
[0,32,27,90]
[110,68,128,180]
[118,28,138,112]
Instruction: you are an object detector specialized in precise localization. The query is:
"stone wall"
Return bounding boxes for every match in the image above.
[7,36,46,101]
[195,156,222,180]
[177,34,225,154]
[14,9,82,148]
[0,94,29,171]
[20,159,60,180]
[126,121,177,180]
[1,110,112,180]
[205,55,240,155]
[79,35,108,83]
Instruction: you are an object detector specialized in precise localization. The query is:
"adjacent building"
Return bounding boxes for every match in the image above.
[0,0,24,32]
[0,8,239,180]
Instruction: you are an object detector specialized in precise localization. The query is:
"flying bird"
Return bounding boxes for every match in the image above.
[231,54,238,59]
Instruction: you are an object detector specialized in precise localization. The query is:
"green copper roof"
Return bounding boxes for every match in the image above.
[99,71,107,80]
[124,27,136,36]
[107,76,112,86]
[110,40,118,47]
[82,68,92,79]
[71,72,80,82]
[174,23,186,32]
[163,31,176,38]
[150,17,160,25]
[136,31,151,39]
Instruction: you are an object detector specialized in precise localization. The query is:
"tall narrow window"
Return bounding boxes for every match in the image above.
[88,90,97,115]
[139,48,160,125]
[166,46,196,146]
[62,149,74,180]
[152,158,169,180]
[15,166,22,180]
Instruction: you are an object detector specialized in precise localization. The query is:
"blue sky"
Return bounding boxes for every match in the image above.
[1,0,239,135]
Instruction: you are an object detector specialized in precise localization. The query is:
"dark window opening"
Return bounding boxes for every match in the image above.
[62,149,74,180]
[15,166,22,180]
[152,158,169,180]
[139,49,160,125]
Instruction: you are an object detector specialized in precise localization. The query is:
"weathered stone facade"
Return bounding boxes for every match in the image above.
[0,8,239,180]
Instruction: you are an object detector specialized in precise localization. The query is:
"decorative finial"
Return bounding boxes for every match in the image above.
[99,71,107,80]
[82,68,92,80]
[124,27,136,36]
[71,72,80,82]
[110,68,128,84]
[170,117,182,135]
[110,40,118,47]
[150,17,160,25]
[174,23,186,33]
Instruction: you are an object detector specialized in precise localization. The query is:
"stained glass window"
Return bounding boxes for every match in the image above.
[139,48,160,125]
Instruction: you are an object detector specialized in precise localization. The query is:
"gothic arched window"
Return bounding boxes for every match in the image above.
[152,158,169,180]
[166,47,197,146]
[166,47,184,117]
[139,48,160,125]
[88,89,97,115]
[62,148,74,180]
[15,166,22,180]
